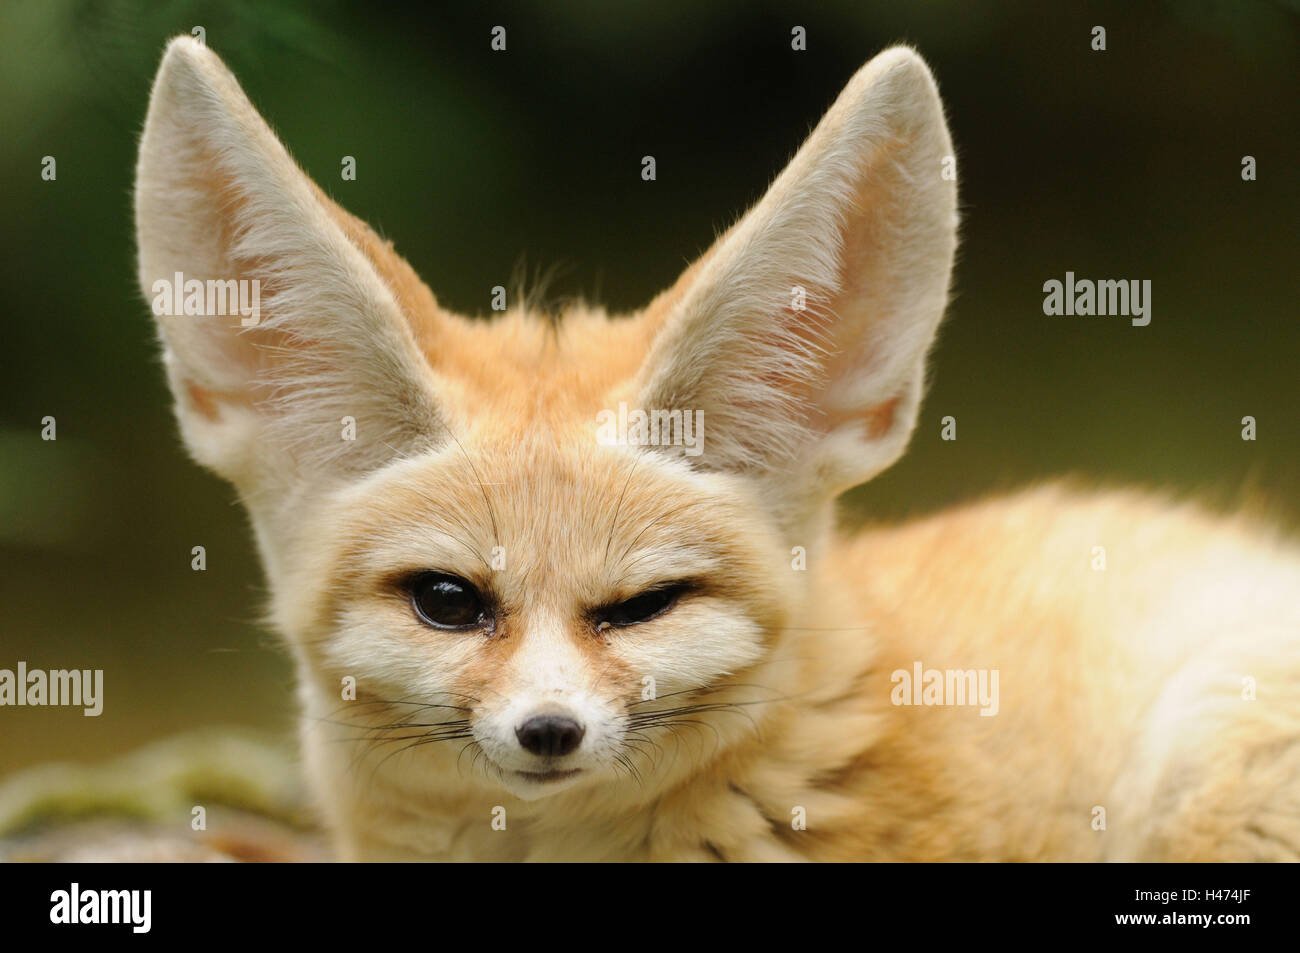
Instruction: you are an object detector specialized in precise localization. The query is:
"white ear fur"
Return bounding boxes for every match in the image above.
[633,47,958,510]
[135,37,442,493]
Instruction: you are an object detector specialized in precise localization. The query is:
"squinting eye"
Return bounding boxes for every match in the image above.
[409,572,489,630]
[599,583,687,628]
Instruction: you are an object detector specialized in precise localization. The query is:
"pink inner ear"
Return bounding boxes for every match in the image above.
[751,155,904,443]
[823,395,901,440]
[184,378,259,421]
[863,396,901,439]
[186,380,222,422]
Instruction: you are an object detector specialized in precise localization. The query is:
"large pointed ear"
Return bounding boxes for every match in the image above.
[135,36,445,495]
[631,47,957,513]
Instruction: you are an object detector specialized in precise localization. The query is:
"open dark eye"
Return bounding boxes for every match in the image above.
[599,583,687,628]
[409,573,489,629]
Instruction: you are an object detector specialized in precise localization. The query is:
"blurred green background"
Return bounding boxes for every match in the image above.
[1,0,1297,775]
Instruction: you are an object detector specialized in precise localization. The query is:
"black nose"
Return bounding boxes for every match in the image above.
[515,714,585,757]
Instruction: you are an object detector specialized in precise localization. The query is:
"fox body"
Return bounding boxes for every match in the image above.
[136,38,1300,861]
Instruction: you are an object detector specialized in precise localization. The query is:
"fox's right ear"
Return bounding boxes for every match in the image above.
[135,37,445,495]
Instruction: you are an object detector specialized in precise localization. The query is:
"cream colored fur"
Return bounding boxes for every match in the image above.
[136,37,1300,861]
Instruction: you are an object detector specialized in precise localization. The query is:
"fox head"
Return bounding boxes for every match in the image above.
[136,38,956,814]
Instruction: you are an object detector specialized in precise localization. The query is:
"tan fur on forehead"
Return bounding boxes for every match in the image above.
[427,309,666,422]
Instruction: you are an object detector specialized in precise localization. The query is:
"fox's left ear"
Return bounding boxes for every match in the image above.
[632,47,957,511]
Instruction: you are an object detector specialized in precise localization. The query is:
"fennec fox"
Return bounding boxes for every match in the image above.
[136,37,1300,861]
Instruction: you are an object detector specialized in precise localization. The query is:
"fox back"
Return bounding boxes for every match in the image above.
[136,38,1300,861]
